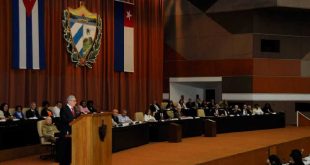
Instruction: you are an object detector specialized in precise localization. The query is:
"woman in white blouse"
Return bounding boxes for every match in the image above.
[252,104,264,115]
[144,109,157,122]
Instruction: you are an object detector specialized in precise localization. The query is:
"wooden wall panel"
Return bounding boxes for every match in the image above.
[253,59,300,76]
[253,77,310,93]
[165,59,253,77]
[222,76,252,93]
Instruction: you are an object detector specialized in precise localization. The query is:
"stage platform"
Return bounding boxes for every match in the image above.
[112,126,310,165]
[1,126,310,165]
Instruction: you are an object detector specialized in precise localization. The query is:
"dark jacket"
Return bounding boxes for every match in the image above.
[26,109,40,118]
[41,108,52,117]
[59,105,75,137]
[112,115,119,124]
[150,104,161,112]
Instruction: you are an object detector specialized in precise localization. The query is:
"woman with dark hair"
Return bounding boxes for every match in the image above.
[0,103,11,118]
[87,100,96,113]
[263,103,274,113]
[165,100,175,110]
[13,105,24,120]
[289,149,305,165]
[79,100,90,114]
[267,155,282,165]
[41,100,53,117]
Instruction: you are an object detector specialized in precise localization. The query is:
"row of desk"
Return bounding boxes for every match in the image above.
[112,113,285,151]
[0,113,285,152]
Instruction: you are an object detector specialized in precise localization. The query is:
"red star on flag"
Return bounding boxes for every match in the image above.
[124,6,134,27]
[126,10,132,21]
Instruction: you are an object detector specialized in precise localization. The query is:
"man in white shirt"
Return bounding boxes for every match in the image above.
[118,110,133,124]
[52,101,62,117]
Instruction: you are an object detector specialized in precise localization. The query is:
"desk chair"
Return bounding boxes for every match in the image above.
[197,109,206,117]
[166,110,174,119]
[8,108,15,116]
[22,108,28,119]
[135,112,144,122]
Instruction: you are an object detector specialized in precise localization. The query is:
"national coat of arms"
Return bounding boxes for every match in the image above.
[62,3,102,68]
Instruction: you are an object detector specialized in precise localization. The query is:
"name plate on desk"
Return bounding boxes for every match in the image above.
[180,116,194,120]
[121,123,130,127]
[28,117,38,120]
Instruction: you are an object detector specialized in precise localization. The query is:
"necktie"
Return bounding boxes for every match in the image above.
[71,107,75,116]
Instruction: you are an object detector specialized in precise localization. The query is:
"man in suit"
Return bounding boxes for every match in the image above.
[59,95,76,137]
[87,100,96,113]
[112,108,120,124]
[57,95,77,165]
[211,104,227,117]
[26,102,40,119]
[149,100,161,113]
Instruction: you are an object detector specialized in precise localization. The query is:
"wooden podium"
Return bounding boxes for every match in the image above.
[70,113,112,165]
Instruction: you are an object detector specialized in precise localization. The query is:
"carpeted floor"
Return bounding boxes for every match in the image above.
[1,126,310,165]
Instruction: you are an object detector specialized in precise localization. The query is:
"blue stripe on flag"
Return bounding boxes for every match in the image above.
[73,26,83,46]
[70,21,75,28]
[12,0,45,69]
[114,1,124,72]
[26,15,33,69]
[79,49,83,56]
[12,0,20,69]
[38,0,45,69]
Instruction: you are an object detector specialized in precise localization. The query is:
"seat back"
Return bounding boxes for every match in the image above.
[197,109,206,117]
[9,108,15,116]
[22,108,28,119]
[166,110,174,119]
[135,112,144,122]
[38,107,43,116]
[161,102,168,109]
[37,120,51,145]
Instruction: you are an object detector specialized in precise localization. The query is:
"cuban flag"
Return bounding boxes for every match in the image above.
[114,1,134,72]
[12,0,45,69]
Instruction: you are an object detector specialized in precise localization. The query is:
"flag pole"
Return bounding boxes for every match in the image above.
[114,0,134,5]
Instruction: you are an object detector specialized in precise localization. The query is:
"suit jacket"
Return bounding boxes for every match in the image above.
[112,115,120,124]
[87,106,96,113]
[26,109,40,118]
[154,110,169,120]
[3,111,11,118]
[211,108,227,116]
[150,104,160,112]
[59,105,75,137]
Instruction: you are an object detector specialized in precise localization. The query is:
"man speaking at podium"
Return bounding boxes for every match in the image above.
[60,95,77,137]
[58,95,77,165]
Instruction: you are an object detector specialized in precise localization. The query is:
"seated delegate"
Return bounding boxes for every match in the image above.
[144,109,157,122]
[118,110,133,124]
[42,116,59,143]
